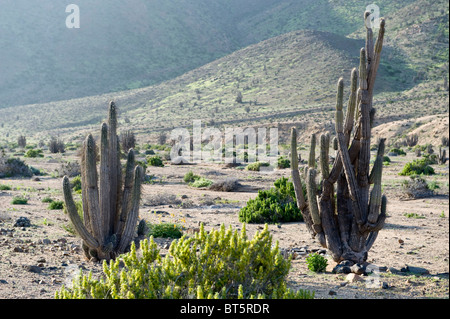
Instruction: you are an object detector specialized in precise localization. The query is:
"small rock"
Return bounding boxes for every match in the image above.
[388,267,400,274]
[381,282,389,289]
[13,247,24,253]
[14,217,31,228]
[401,265,430,275]
[398,239,404,244]
[26,265,42,274]
[378,266,388,272]
[346,273,364,283]
[181,195,188,199]
[328,290,337,296]
[42,238,51,245]
[350,263,366,275]
[0,279,8,284]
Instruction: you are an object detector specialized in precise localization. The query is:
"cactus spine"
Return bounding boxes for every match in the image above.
[290,12,387,266]
[62,101,142,261]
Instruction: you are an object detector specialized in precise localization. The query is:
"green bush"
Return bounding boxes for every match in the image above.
[0,184,11,191]
[24,149,44,158]
[277,156,290,169]
[55,224,314,299]
[399,158,435,176]
[246,161,270,171]
[147,222,183,239]
[305,253,328,273]
[183,170,200,183]
[71,176,82,193]
[0,158,33,178]
[239,177,303,223]
[48,200,64,210]
[189,177,213,188]
[147,155,164,167]
[389,148,406,156]
[11,196,28,205]
[42,197,54,203]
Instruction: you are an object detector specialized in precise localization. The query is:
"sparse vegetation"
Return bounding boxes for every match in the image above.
[189,177,213,188]
[48,200,64,210]
[305,253,328,273]
[277,156,290,169]
[246,161,270,171]
[120,130,136,152]
[404,212,426,219]
[147,155,164,167]
[183,170,200,183]
[24,149,44,158]
[239,177,303,224]
[147,222,183,239]
[401,175,434,199]
[55,224,314,299]
[399,158,435,176]
[11,196,28,205]
[389,148,406,156]
[0,157,33,178]
[48,137,65,154]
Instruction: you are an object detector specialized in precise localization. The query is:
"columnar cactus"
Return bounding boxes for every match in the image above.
[438,146,447,165]
[62,101,142,261]
[290,12,387,266]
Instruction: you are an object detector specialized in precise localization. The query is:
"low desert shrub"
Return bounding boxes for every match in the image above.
[147,155,164,167]
[389,148,406,156]
[55,224,314,299]
[24,149,44,158]
[11,196,28,205]
[55,161,81,178]
[399,158,435,176]
[183,170,200,183]
[277,156,290,169]
[401,175,434,199]
[305,253,328,273]
[189,177,213,188]
[239,177,303,223]
[246,161,270,171]
[147,222,183,239]
[71,176,82,193]
[0,157,33,178]
[0,184,11,191]
[48,137,65,154]
[208,178,241,192]
[48,200,64,210]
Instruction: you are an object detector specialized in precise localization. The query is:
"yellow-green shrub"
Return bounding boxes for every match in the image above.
[55,224,314,299]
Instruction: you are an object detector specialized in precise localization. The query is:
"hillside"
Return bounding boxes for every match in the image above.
[1,0,446,109]
[0,29,415,142]
[0,0,448,149]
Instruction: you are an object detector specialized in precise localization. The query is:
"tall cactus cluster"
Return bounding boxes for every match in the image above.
[62,101,142,261]
[290,12,386,266]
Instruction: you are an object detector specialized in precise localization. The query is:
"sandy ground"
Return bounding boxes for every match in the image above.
[0,149,448,299]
